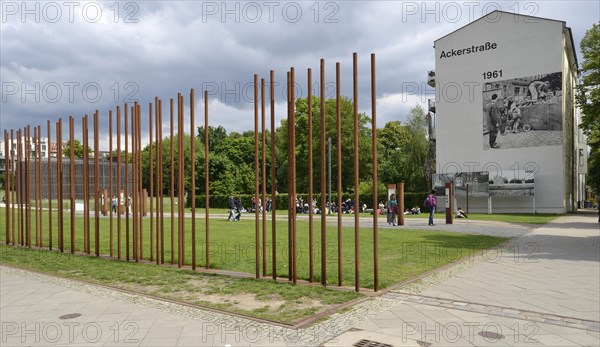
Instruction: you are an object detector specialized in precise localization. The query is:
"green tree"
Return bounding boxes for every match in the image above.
[577,23,600,193]
[277,96,373,194]
[62,139,90,158]
[197,125,228,149]
[378,105,428,192]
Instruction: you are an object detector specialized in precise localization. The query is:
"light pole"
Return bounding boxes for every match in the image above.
[328,137,332,215]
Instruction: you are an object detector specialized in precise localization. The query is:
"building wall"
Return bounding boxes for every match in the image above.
[434,12,577,213]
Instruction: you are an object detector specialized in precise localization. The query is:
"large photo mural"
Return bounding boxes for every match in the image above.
[482,72,562,150]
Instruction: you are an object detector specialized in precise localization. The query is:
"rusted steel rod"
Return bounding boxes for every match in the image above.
[149,102,154,262]
[178,93,184,268]
[287,71,292,281]
[26,126,31,247]
[291,67,297,285]
[131,105,137,261]
[270,70,277,280]
[137,104,143,260]
[159,99,165,264]
[83,115,89,254]
[109,110,114,257]
[69,118,75,253]
[33,126,39,247]
[254,74,260,279]
[189,89,195,270]
[353,52,360,292]
[4,130,9,244]
[117,106,122,259]
[371,53,379,292]
[320,59,326,286]
[10,129,16,245]
[307,68,314,282]
[17,129,22,245]
[170,98,175,265]
[261,78,267,277]
[204,90,210,270]
[47,121,52,250]
[94,111,100,256]
[57,121,63,252]
[156,97,162,265]
[336,62,342,286]
[125,104,130,261]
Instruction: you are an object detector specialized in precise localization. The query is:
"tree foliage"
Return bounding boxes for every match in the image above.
[378,105,429,192]
[276,96,373,194]
[62,139,90,158]
[577,23,600,193]
[140,101,430,201]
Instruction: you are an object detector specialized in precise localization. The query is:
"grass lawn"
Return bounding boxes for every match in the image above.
[1,206,509,323]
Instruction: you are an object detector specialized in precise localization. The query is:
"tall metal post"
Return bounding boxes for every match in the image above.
[83,115,89,253]
[125,104,130,261]
[320,59,327,286]
[69,118,75,253]
[56,121,63,252]
[131,106,137,261]
[47,121,52,250]
[204,91,210,269]
[159,99,164,264]
[372,53,379,292]
[353,52,360,292]
[307,68,314,282]
[117,107,122,259]
[109,111,114,257]
[190,89,195,270]
[254,74,260,279]
[291,67,297,285]
[94,111,100,256]
[178,93,184,268]
[26,126,31,247]
[261,78,267,277]
[270,70,277,280]
[4,131,9,244]
[149,102,154,262]
[336,62,342,287]
[10,129,16,245]
[170,98,175,265]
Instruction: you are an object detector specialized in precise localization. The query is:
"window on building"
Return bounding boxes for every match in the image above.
[42,145,46,150]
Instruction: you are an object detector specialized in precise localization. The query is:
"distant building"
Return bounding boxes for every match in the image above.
[431,11,585,213]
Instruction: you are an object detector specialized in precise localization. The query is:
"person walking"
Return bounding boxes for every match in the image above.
[387,194,398,226]
[235,198,243,221]
[227,196,236,221]
[426,190,437,226]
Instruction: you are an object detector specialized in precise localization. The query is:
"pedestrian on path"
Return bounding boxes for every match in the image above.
[426,189,437,226]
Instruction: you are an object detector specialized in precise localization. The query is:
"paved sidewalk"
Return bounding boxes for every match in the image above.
[1,214,598,346]
[328,213,600,347]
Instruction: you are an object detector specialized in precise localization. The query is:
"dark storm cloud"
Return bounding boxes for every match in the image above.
[1,0,598,146]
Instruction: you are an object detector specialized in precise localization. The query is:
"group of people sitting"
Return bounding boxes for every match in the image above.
[404,206,421,215]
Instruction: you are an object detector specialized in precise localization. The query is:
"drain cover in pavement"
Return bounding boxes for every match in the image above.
[353,339,393,347]
[478,331,505,340]
[58,313,82,320]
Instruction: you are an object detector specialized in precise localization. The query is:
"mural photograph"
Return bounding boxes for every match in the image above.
[482,72,563,150]
[454,171,490,197]
[489,169,535,197]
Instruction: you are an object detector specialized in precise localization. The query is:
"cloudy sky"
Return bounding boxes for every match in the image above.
[1,0,598,149]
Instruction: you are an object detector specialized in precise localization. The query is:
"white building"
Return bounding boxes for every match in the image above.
[432,11,585,213]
